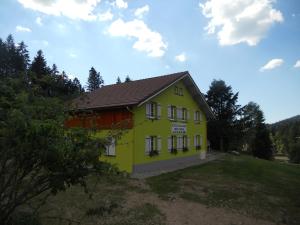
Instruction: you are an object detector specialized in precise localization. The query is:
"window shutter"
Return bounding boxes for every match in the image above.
[194,135,197,147]
[157,136,162,152]
[199,112,202,122]
[146,103,151,118]
[200,136,203,146]
[187,110,190,120]
[168,105,171,119]
[157,104,161,119]
[178,136,182,150]
[194,111,196,121]
[145,136,150,154]
[187,137,190,148]
[168,137,172,152]
[177,107,181,120]
[110,138,116,156]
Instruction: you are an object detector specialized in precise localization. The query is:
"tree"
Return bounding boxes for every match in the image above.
[87,67,103,91]
[16,41,30,72]
[116,76,122,84]
[241,102,273,159]
[30,50,50,78]
[125,75,132,82]
[205,80,241,151]
[0,76,108,224]
[51,63,59,76]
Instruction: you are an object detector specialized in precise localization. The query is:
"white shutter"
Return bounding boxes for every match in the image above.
[168,105,171,119]
[145,136,150,154]
[146,103,151,118]
[177,107,181,120]
[157,104,161,119]
[168,137,172,152]
[157,136,162,152]
[110,138,116,156]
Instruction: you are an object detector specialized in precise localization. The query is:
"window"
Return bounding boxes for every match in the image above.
[177,107,188,121]
[179,88,183,96]
[145,136,161,155]
[175,86,183,96]
[146,102,161,119]
[177,136,183,150]
[183,135,188,151]
[168,135,177,153]
[168,105,176,120]
[194,111,202,123]
[105,137,116,156]
[175,86,179,95]
[194,135,203,150]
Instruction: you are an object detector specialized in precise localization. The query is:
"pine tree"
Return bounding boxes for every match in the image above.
[87,67,103,91]
[16,41,30,72]
[205,80,241,151]
[116,76,121,84]
[30,50,50,78]
[51,64,59,76]
[241,102,273,159]
[125,75,132,82]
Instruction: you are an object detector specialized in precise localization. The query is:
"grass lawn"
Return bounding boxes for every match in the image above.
[147,155,300,224]
[30,154,300,225]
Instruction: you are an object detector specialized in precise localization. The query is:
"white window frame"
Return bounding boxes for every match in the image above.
[105,137,116,156]
[145,136,160,155]
[146,102,161,119]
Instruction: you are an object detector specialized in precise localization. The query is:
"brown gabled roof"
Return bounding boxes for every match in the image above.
[72,71,215,120]
[72,71,188,110]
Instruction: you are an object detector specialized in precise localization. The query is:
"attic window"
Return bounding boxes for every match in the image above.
[175,86,183,96]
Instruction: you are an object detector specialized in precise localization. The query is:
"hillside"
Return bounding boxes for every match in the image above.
[269,115,300,128]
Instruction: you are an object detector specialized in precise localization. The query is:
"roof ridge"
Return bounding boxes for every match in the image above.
[101,71,188,88]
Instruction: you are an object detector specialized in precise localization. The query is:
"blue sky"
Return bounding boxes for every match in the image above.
[0,0,299,123]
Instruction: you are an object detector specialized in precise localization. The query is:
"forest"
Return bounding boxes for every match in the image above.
[0,34,299,224]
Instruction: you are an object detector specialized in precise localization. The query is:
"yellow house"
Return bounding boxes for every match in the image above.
[68,71,214,174]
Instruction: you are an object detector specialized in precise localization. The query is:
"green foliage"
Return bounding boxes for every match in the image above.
[289,142,300,163]
[116,76,122,84]
[270,115,300,163]
[241,102,273,159]
[87,66,104,91]
[0,34,106,225]
[205,79,241,151]
[125,75,132,82]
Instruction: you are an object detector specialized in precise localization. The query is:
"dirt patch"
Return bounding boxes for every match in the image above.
[126,181,276,225]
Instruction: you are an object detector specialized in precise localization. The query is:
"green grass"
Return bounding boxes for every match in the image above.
[147,155,300,224]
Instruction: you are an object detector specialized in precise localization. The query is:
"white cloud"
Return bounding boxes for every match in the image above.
[18,0,101,21]
[260,58,284,71]
[175,53,186,62]
[36,16,43,26]
[98,9,113,21]
[294,60,300,68]
[107,19,167,57]
[113,0,128,9]
[200,0,284,46]
[134,5,149,18]
[16,25,31,32]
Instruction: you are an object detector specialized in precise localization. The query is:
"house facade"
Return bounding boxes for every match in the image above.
[66,71,214,173]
